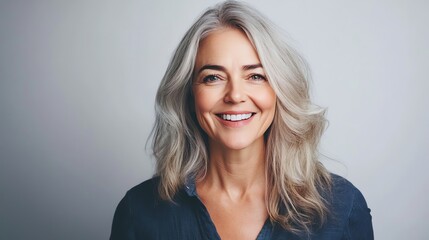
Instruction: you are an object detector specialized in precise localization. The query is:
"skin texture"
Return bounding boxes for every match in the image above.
[193,28,276,240]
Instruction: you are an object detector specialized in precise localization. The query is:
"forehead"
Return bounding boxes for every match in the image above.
[195,28,260,67]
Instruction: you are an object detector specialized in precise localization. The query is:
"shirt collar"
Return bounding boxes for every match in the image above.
[184,177,198,197]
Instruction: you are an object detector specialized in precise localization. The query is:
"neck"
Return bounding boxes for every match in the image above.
[202,137,266,199]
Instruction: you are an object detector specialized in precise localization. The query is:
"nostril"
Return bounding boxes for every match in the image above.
[224,93,246,103]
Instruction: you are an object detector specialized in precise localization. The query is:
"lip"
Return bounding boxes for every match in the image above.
[215,111,255,115]
[215,111,256,128]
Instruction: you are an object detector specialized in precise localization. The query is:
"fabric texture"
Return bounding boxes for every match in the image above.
[110,174,373,240]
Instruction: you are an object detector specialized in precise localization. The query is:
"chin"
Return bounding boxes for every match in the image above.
[219,139,255,151]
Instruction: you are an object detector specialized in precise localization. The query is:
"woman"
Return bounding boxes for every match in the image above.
[110,1,373,239]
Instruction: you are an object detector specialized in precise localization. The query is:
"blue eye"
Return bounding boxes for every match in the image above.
[250,74,266,81]
[202,74,220,83]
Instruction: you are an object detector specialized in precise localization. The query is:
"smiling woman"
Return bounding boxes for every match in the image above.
[110,1,373,239]
[193,28,276,151]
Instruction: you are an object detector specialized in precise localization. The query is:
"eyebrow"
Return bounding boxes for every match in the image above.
[197,64,226,74]
[242,63,263,71]
[197,63,263,74]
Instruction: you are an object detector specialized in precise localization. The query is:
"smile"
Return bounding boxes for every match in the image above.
[216,113,255,122]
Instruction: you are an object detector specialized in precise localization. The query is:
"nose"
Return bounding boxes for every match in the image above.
[223,78,246,104]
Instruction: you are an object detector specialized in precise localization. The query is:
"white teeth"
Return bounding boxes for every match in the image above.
[220,113,252,121]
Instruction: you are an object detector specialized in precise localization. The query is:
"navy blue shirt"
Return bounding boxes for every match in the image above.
[110,175,373,239]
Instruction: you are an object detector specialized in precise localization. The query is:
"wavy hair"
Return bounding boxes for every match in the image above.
[150,0,331,234]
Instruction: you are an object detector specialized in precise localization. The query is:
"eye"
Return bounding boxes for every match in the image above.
[202,74,221,83]
[249,74,266,81]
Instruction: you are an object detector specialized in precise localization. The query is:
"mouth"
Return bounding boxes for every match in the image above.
[215,112,256,122]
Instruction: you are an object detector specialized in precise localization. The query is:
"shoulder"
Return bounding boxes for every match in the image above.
[126,177,160,204]
[329,174,370,214]
[322,174,374,239]
[330,174,361,203]
[110,177,199,240]
[118,177,192,217]
[110,177,160,239]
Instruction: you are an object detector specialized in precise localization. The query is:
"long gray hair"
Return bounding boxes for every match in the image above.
[151,0,331,233]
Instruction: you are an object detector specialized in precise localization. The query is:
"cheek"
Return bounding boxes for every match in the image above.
[193,91,213,115]
[193,90,219,136]
[255,88,277,113]
[193,89,218,130]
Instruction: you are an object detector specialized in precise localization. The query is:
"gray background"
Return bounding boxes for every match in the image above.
[1,0,428,239]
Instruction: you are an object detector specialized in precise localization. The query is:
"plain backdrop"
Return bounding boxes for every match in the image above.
[1,0,428,239]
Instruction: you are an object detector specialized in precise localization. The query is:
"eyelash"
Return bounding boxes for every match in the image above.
[249,74,267,81]
[201,73,267,83]
[202,74,221,83]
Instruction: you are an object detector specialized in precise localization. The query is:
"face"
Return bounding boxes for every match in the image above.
[193,28,276,150]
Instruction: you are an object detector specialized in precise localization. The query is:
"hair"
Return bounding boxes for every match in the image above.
[150,0,332,234]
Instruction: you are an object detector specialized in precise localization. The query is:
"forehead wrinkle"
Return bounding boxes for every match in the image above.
[195,28,262,76]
